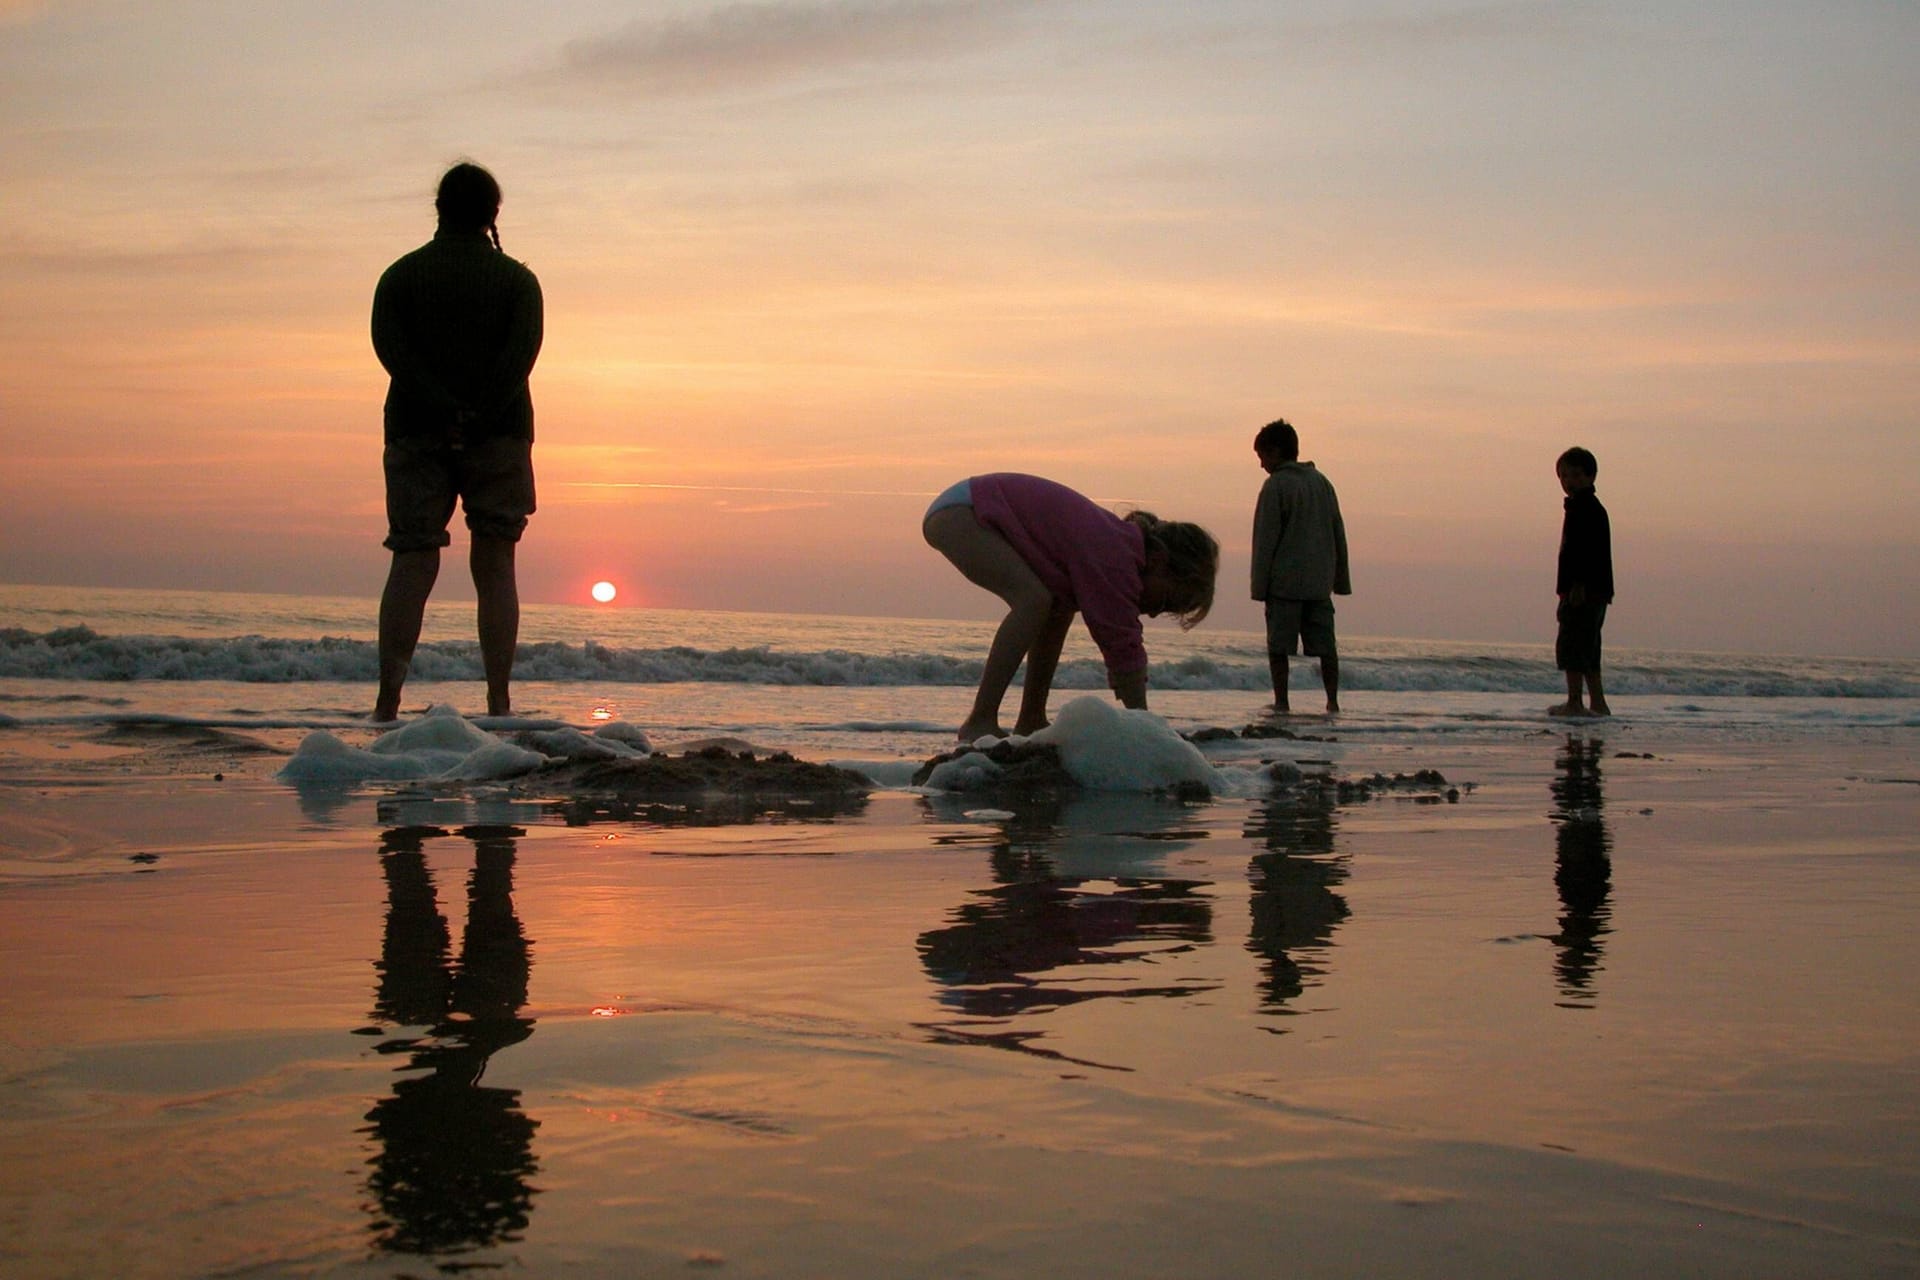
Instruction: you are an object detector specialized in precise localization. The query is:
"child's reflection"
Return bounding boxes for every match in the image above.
[1549,736,1614,1004]
[1243,793,1350,1016]
[361,824,538,1257]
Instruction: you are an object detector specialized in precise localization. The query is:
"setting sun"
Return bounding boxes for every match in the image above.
[591,581,617,604]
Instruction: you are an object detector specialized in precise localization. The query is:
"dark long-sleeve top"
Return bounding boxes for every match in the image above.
[372,230,543,443]
[1250,462,1351,601]
[1556,488,1614,603]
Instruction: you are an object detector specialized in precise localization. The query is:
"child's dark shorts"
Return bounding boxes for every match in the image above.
[1555,599,1608,672]
[1265,597,1337,659]
[383,434,536,552]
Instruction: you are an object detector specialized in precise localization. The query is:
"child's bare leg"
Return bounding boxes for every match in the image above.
[925,507,1054,741]
[1584,671,1610,716]
[1267,652,1291,714]
[1548,670,1585,716]
[1321,654,1340,715]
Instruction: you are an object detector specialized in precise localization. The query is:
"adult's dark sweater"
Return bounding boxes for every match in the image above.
[372,229,543,443]
[1557,487,1614,604]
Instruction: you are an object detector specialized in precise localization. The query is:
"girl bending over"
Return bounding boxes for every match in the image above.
[923,473,1218,742]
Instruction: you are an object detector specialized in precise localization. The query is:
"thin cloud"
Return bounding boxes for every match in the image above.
[1120,0,1595,69]
[0,0,49,26]
[548,0,1043,96]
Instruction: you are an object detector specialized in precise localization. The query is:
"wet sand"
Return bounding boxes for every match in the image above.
[1,722,1917,1278]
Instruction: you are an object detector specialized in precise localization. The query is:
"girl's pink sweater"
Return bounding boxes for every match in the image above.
[968,473,1148,677]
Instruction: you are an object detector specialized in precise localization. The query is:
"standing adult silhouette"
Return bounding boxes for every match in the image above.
[372,162,543,721]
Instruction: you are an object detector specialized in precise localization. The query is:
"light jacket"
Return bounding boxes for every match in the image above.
[1251,461,1351,601]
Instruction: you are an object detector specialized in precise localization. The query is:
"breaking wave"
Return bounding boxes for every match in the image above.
[3,626,1914,698]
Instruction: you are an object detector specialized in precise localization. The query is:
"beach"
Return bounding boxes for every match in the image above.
[2,587,1918,1277]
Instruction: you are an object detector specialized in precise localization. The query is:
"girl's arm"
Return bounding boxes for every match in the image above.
[1111,668,1148,710]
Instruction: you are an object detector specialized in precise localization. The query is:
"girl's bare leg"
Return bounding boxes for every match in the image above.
[1014,603,1074,734]
[924,507,1055,741]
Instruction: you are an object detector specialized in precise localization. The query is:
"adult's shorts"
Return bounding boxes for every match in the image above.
[1555,599,1608,673]
[1265,597,1337,659]
[383,434,536,552]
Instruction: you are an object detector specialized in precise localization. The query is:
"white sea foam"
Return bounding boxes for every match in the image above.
[918,696,1225,795]
[1030,697,1223,793]
[281,705,555,783]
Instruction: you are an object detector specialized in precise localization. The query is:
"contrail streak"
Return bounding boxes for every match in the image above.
[561,481,1149,506]
[561,481,937,497]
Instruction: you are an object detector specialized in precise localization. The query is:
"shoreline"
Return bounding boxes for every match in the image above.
[3,714,1916,1276]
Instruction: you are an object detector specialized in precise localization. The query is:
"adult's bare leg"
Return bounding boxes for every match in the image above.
[376,549,441,721]
[1321,654,1340,715]
[470,535,520,717]
[924,506,1054,741]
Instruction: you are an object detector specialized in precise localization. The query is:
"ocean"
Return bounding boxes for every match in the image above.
[4,583,1915,771]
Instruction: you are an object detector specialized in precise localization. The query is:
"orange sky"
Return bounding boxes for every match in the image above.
[2,1,1916,654]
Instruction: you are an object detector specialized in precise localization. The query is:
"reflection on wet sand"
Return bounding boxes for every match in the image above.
[1549,735,1614,1005]
[545,788,869,829]
[1243,792,1351,1020]
[361,824,538,1257]
[915,794,1216,1067]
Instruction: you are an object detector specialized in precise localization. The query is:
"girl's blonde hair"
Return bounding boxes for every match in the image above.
[1125,511,1218,629]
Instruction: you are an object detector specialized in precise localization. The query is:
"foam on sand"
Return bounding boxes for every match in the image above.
[921,696,1224,794]
[278,705,650,784]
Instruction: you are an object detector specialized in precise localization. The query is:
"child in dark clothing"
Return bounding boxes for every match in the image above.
[1550,446,1614,717]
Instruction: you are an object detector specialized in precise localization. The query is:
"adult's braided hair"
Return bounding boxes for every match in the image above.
[436,162,504,251]
[1125,510,1219,629]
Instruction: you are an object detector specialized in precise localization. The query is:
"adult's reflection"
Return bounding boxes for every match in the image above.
[362,824,539,1256]
[916,794,1216,1059]
[1244,791,1350,1017]
[1549,736,1613,1005]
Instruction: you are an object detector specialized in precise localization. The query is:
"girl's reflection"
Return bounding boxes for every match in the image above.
[916,795,1216,1062]
[361,824,538,1256]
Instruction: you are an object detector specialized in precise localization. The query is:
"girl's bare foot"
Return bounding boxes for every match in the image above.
[956,719,1007,744]
[1548,701,1587,717]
